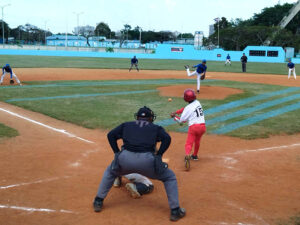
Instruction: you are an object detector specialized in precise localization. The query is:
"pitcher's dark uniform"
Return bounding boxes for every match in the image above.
[93,106,185,221]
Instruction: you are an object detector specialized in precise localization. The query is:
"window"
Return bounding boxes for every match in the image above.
[249,50,266,56]
[267,51,278,57]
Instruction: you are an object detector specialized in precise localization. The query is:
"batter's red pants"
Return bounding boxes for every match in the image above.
[185,123,206,156]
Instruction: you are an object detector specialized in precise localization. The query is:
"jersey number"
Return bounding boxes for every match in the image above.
[195,107,203,117]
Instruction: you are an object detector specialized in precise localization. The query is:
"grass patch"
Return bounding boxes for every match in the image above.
[0,123,19,139]
[1,79,300,139]
[0,55,290,75]
[276,214,300,225]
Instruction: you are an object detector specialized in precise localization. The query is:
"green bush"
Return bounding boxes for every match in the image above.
[105,47,114,52]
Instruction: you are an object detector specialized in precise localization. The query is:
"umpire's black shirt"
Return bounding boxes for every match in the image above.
[107,119,171,156]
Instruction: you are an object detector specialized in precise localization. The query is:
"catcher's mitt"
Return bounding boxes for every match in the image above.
[10,79,14,85]
[200,74,205,80]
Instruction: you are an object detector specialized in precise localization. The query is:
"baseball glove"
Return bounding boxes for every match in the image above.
[200,74,205,80]
[10,79,14,84]
[170,112,176,118]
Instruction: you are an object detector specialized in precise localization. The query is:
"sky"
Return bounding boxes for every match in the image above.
[2,0,298,37]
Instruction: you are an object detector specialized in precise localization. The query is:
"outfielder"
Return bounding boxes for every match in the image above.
[93,106,185,221]
[170,89,206,171]
[113,173,154,198]
[129,56,139,72]
[184,59,207,93]
[287,59,296,79]
[225,54,231,66]
[0,64,22,86]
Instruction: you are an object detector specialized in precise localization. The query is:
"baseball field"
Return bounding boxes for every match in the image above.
[0,56,299,225]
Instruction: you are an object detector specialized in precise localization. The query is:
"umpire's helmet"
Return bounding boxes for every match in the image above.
[134,106,156,122]
[183,89,196,102]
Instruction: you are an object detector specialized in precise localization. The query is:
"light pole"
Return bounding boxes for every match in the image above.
[139,27,142,47]
[1,4,10,47]
[73,12,83,39]
[44,20,49,45]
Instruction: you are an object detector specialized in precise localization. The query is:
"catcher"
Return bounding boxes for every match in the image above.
[170,89,206,171]
[184,59,207,93]
[0,64,22,86]
[113,173,154,198]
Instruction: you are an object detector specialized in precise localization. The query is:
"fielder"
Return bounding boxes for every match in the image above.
[113,173,154,198]
[184,59,207,93]
[170,89,206,171]
[93,106,185,221]
[0,64,22,86]
[225,54,231,66]
[129,56,139,72]
[287,59,296,79]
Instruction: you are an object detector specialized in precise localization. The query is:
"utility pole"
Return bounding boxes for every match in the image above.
[1,4,10,47]
[217,18,220,48]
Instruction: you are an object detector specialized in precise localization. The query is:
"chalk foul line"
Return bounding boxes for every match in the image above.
[0,204,75,214]
[0,176,70,190]
[228,143,300,155]
[0,108,94,144]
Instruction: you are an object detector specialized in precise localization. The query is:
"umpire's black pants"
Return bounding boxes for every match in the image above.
[96,150,180,209]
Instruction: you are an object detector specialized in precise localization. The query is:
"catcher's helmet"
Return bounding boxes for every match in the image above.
[183,89,196,102]
[134,106,156,121]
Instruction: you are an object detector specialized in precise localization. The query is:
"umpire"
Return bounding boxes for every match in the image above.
[240,53,248,72]
[93,106,186,221]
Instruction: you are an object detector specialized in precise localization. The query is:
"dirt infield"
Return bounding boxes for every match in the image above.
[157,85,243,99]
[0,69,299,225]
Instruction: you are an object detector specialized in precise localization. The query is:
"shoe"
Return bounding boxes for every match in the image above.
[113,176,122,188]
[184,65,189,69]
[184,155,190,171]
[191,155,199,161]
[197,90,200,94]
[19,83,22,86]
[93,196,103,212]
[170,207,186,221]
[125,183,141,199]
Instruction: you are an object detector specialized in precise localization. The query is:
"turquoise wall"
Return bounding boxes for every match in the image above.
[0,44,289,63]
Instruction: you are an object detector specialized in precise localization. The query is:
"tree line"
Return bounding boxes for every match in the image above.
[206,3,300,51]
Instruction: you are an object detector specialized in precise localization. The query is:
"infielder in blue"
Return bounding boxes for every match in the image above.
[225,54,231,66]
[184,60,207,93]
[287,59,296,79]
[129,56,139,72]
[0,64,22,85]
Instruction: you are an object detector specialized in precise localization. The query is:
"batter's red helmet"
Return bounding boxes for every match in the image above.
[183,89,196,102]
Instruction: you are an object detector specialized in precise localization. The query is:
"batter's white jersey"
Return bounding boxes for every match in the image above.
[179,100,205,126]
[124,173,153,187]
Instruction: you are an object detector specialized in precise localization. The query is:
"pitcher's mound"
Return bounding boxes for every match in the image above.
[157,84,243,99]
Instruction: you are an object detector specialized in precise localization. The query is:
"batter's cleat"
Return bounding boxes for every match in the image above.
[170,207,186,221]
[191,155,199,161]
[184,155,190,171]
[184,65,189,69]
[125,183,141,199]
[113,176,122,188]
[93,196,103,212]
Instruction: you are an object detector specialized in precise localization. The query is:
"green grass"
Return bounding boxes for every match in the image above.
[276,214,300,225]
[1,79,300,139]
[0,123,19,139]
[0,55,290,75]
